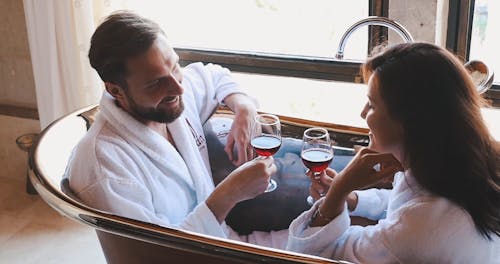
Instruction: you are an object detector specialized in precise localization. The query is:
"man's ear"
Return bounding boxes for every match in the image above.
[105,82,124,99]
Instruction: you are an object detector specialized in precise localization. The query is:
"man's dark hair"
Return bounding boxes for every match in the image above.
[88,11,164,88]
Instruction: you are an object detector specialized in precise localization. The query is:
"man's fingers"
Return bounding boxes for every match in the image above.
[246,145,253,160]
[224,137,235,162]
[268,162,277,175]
[235,147,247,166]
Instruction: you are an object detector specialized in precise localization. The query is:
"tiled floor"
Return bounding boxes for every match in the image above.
[0,115,105,264]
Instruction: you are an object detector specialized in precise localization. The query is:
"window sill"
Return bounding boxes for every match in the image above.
[234,73,367,129]
[234,73,500,141]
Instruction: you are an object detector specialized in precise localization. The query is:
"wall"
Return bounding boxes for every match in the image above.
[389,0,438,44]
[0,0,37,114]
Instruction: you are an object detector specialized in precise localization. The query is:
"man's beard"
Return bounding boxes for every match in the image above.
[126,93,184,123]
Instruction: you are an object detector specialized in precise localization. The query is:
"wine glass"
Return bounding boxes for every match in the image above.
[250,113,281,192]
[301,127,334,205]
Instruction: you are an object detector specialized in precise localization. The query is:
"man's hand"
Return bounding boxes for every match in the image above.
[206,157,276,223]
[221,93,258,166]
[224,108,255,165]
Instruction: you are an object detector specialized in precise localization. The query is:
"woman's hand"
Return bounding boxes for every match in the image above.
[308,169,358,211]
[310,148,401,227]
[334,147,403,192]
[308,169,334,201]
[206,157,276,223]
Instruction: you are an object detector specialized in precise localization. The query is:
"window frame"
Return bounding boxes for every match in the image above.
[177,0,386,84]
[176,47,362,83]
[447,0,500,104]
[176,0,499,105]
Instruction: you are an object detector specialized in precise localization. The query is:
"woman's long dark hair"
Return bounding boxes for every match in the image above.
[362,42,500,240]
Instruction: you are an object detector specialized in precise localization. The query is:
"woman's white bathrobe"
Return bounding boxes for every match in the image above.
[287,172,500,263]
[66,63,287,249]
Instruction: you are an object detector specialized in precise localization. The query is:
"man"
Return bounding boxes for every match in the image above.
[65,11,287,248]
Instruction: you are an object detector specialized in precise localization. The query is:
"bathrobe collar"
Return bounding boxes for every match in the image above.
[99,91,214,204]
[387,171,426,214]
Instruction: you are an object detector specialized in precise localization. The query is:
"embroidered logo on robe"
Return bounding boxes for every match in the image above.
[185,118,206,151]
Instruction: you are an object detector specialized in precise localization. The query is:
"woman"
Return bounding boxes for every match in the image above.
[286,42,500,263]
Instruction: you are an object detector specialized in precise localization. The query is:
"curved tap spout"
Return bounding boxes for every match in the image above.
[335,16,414,60]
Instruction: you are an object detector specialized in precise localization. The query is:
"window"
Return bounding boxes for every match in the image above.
[104,0,498,128]
[447,0,499,105]
[109,0,374,128]
[469,0,499,87]
[119,0,369,59]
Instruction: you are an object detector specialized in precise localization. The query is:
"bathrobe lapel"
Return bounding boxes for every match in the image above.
[168,115,215,204]
[99,92,213,204]
[387,171,422,214]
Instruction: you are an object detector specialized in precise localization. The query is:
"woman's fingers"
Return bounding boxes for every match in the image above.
[309,185,321,200]
[325,168,337,177]
[309,169,335,199]
[311,180,326,196]
[356,148,403,174]
[321,169,335,185]
[361,150,400,165]
[335,148,403,192]
[365,153,403,172]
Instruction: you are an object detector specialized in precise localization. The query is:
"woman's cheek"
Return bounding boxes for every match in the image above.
[366,118,382,151]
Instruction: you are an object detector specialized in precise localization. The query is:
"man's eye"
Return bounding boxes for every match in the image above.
[147,81,160,88]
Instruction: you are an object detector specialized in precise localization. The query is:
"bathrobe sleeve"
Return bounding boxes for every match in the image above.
[182,62,245,124]
[226,226,289,250]
[286,199,401,263]
[75,138,228,238]
[350,188,391,220]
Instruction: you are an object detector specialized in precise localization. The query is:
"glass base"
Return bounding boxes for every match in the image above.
[264,179,277,193]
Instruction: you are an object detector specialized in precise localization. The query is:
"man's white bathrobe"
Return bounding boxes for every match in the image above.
[66,63,287,249]
[286,172,500,263]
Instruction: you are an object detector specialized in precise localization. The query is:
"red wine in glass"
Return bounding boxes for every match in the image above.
[251,135,282,157]
[251,113,281,192]
[301,127,333,205]
[301,148,333,173]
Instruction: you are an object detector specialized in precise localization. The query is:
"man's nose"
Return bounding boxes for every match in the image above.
[167,76,184,94]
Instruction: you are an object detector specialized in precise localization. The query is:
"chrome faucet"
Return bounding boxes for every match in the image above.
[335,16,414,60]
